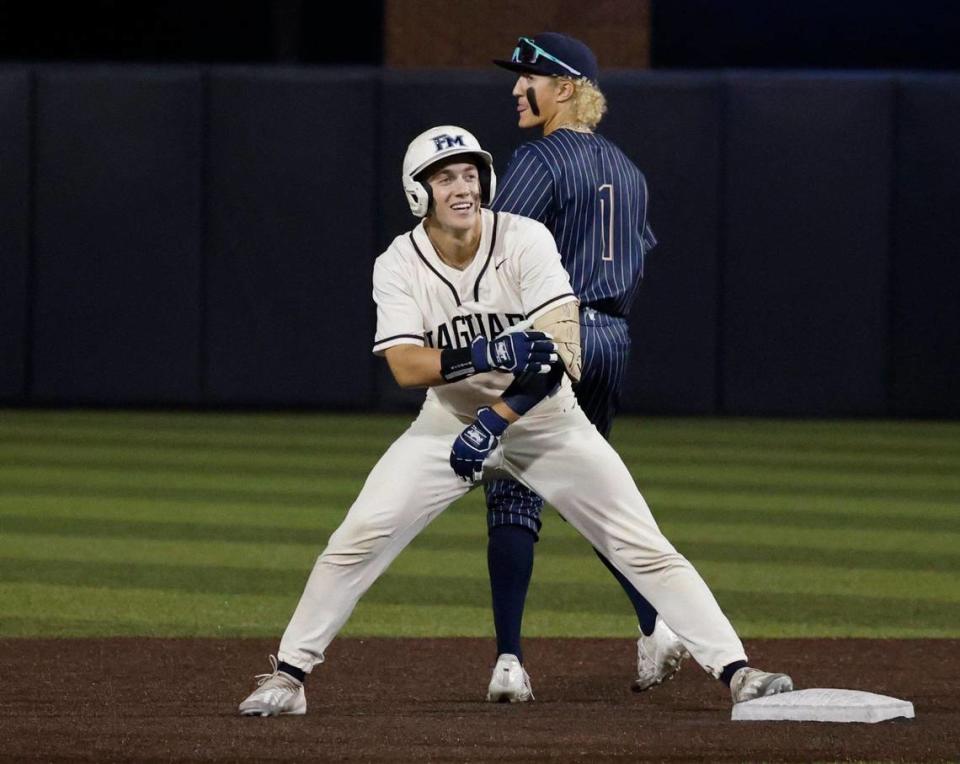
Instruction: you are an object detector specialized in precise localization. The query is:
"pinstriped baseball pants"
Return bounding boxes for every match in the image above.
[277,398,747,678]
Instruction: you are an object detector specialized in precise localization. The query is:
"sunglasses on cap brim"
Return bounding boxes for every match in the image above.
[511,37,582,77]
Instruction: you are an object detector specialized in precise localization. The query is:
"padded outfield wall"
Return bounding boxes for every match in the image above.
[1,67,957,416]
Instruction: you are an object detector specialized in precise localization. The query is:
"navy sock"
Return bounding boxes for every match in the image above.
[277,661,305,683]
[487,525,536,664]
[720,660,748,686]
[593,548,660,636]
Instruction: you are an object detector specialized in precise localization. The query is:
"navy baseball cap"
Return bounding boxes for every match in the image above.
[494,33,599,83]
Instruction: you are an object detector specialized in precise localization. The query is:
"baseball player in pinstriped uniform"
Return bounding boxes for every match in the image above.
[237,125,793,716]
[482,32,687,700]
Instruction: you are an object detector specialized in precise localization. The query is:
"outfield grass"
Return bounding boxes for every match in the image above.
[1,410,958,639]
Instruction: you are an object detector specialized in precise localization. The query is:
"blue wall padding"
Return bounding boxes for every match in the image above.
[720,74,894,415]
[0,70,30,401]
[205,68,377,406]
[30,68,203,404]
[890,75,960,416]
[604,73,723,414]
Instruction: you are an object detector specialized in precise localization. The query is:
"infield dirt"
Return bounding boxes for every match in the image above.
[2,637,956,762]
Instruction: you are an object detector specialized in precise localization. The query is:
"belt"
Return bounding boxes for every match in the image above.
[582,299,625,319]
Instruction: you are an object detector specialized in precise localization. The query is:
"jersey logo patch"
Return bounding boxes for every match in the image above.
[425,312,525,351]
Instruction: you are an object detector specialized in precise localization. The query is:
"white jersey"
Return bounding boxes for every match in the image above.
[372,209,579,421]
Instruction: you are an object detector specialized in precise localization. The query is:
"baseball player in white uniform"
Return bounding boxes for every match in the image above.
[238,126,794,716]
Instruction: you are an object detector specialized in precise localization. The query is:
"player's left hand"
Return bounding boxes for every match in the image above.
[471,331,558,375]
[450,406,509,482]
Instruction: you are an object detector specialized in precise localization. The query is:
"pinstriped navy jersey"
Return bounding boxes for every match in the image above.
[491,129,656,318]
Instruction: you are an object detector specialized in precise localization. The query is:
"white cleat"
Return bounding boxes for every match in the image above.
[486,653,534,703]
[238,655,307,717]
[730,666,794,704]
[631,617,690,692]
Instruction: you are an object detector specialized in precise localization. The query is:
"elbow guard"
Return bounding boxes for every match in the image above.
[533,300,582,383]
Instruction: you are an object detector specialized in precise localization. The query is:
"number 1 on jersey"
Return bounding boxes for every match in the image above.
[599,183,614,262]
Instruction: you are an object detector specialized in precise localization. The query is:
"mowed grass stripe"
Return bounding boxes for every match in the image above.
[3,567,958,634]
[0,517,342,547]
[4,555,959,629]
[0,583,304,637]
[5,412,960,452]
[0,467,367,498]
[626,559,959,602]
[622,431,960,454]
[5,528,955,605]
[0,410,412,434]
[0,607,507,638]
[657,503,960,532]
[0,417,410,445]
[663,525,960,557]
[0,533,329,571]
[3,490,958,558]
[616,416,960,442]
[3,505,958,548]
[4,484,959,553]
[0,461,364,485]
[719,620,956,638]
[0,495,484,542]
[710,589,960,634]
[4,511,959,566]
[619,446,960,475]
[3,485,956,526]
[0,483,360,507]
[649,489,960,519]
[5,439,960,477]
[0,529,960,580]
[0,603,636,639]
[0,408,942,430]
[4,433,957,461]
[632,466,960,498]
[0,495,360,529]
[0,452,379,478]
[4,523,958,589]
[2,612,946,639]
[0,533,486,574]
[1,431,397,457]
[2,455,957,489]
[4,463,957,504]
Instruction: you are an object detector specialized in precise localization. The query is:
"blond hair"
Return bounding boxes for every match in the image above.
[558,77,607,130]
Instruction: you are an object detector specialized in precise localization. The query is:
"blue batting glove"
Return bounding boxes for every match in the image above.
[470,331,558,375]
[450,406,509,483]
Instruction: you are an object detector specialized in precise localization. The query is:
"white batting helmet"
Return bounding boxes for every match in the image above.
[402,125,496,217]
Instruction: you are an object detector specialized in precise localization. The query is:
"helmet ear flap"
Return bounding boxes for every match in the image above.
[403,177,432,218]
[479,163,497,206]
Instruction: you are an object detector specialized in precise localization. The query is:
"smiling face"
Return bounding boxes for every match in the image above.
[512,73,578,135]
[423,159,482,233]
[512,73,558,128]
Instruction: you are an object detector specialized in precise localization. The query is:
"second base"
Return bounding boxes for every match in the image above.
[731,688,915,723]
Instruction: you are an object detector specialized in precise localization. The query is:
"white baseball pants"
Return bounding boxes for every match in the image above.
[278,399,747,677]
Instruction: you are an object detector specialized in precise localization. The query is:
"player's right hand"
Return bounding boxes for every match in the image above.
[449,406,509,483]
[470,331,558,375]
